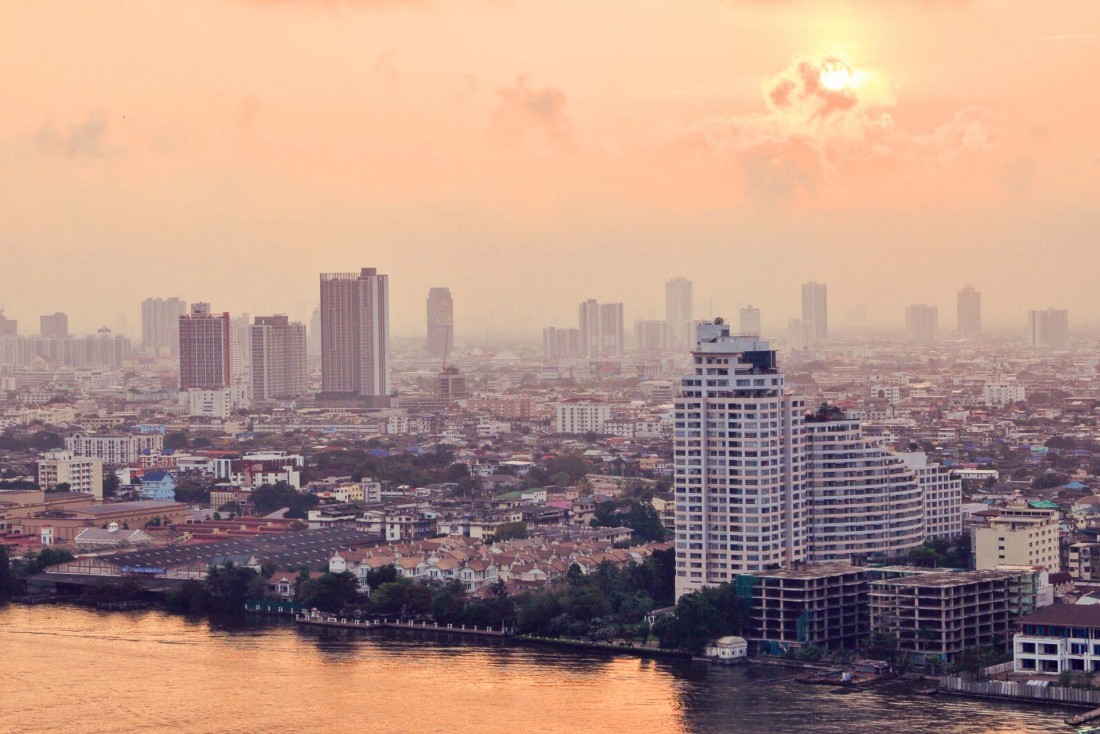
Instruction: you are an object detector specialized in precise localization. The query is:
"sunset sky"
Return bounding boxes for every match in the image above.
[2,0,1097,339]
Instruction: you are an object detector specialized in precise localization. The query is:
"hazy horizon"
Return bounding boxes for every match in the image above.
[2,1,1097,338]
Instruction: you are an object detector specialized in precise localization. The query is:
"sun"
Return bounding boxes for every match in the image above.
[819,59,852,91]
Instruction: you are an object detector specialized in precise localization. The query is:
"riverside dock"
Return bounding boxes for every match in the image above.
[295,613,513,637]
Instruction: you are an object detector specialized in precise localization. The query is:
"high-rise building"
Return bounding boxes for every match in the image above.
[543,327,581,360]
[319,267,390,406]
[738,305,761,338]
[230,312,252,393]
[308,306,322,358]
[250,314,307,400]
[787,319,814,351]
[634,320,667,355]
[178,303,231,390]
[674,319,806,599]
[578,299,624,358]
[1027,308,1069,352]
[801,281,828,342]
[665,277,694,351]
[804,411,925,563]
[898,452,964,541]
[957,285,981,341]
[906,304,939,343]
[141,297,187,356]
[0,309,17,337]
[40,313,68,338]
[426,287,454,360]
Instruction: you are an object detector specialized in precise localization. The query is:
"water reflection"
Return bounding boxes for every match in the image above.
[0,605,1073,734]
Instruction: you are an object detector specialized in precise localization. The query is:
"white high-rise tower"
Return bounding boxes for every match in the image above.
[665,277,694,351]
[673,318,807,600]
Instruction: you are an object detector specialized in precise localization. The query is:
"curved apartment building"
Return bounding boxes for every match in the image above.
[805,413,925,563]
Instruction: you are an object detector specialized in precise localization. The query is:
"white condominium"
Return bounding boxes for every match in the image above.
[555,399,610,435]
[897,452,963,540]
[801,281,827,343]
[804,411,925,562]
[674,319,806,600]
[738,305,761,338]
[320,268,391,405]
[665,277,694,351]
[1027,308,1069,352]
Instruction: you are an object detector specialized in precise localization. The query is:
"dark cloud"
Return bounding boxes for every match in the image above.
[492,75,572,146]
[35,108,113,158]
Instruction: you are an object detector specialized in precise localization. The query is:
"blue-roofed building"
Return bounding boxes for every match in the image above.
[140,470,176,501]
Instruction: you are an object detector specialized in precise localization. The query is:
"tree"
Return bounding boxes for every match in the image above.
[204,562,263,611]
[250,481,318,518]
[365,564,398,591]
[0,545,15,597]
[430,580,468,624]
[298,572,362,612]
[544,453,593,485]
[372,578,431,618]
[47,482,71,494]
[487,522,527,543]
[164,431,190,451]
[865,632,900,665]
[102,472,120,499]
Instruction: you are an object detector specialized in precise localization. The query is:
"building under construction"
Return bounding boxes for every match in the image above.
[870,569,1040,664]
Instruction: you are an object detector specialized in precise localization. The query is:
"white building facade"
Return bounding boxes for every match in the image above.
[674,320,806,600]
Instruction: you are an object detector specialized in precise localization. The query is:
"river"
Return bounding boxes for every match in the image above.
[0,605,1075,734]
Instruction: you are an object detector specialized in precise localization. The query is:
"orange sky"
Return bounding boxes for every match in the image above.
[1,0,1097,338]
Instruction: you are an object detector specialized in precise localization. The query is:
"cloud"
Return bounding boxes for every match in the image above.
[492,75,573,147]
[35,108,114,158]
[685,56,1008,202]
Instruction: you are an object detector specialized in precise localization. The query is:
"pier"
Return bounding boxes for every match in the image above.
[295,613,513,637]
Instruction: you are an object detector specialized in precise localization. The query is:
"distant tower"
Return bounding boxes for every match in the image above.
[141,297,187,356]
[906,304,939,343]
[739,305,761,338]
[307,306,322,358]
[579,299,624,358]
[1027,308,1069,352]
[0,308,15,337]
[634,320,667,356]
[178,303,231,389]
[957,285,981,341]
[40,313,68,338]
[251,314,307,400]
[426,287,454,360]
[319,268,391,406]
[665,277,694,351]
[801,282,828,343]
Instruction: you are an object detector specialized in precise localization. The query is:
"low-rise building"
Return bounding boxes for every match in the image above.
[36,450,104,500]
[1014,604,1100,675]
[974,506,1061,571]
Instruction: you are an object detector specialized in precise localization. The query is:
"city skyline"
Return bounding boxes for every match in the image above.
[1,1,1098,335]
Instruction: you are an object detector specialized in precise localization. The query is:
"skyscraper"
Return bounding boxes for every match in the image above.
[634,320,667,355]
[674,319,807,600]
[230,312,252,391]
[39,313,68,338]
[178,303,231,390]
[801,281,828,343]
[320,267,390,406]
[426,287,454,360]
[578,299,624,357]
[957,285,981,341]
[738,305,761,338]
[0,309,16,337]
[665,277,693,351]
[542,327,581,360]
[307,306,322,359]
[141,297,187,356]
[905,304,939,343]
[1027,308,1069,352]
[251,314,307,400]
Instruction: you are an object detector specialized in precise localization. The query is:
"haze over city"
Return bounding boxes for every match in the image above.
[2,0,1098,337]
